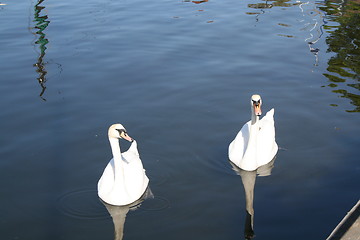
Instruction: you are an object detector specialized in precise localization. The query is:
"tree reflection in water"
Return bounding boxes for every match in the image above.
[320,0,360,112]
[246,0,299,22]
[230,158,276,239]
[246,0,360,112]
[32,0,50,100]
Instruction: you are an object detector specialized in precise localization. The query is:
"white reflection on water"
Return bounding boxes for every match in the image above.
[101,187,154,240]
[230,158,276,239]
[298,1,326,66]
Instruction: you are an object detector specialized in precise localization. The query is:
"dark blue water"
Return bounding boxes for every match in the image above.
[0,0,359,239]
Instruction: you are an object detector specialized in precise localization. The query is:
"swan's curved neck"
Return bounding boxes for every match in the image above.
[251,112,259,125]
[109,137,122,160]
[248,110,260,152]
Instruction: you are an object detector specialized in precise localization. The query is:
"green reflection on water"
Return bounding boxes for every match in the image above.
[321,0,360,112]
[33,0,50,100]
[247,0,298,9]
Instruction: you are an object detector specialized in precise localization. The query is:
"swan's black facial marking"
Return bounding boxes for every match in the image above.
[252,99,261,106]
[116,129,127,138]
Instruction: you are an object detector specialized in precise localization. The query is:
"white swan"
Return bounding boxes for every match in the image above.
[229,94,278,171]
[98,124,149,206]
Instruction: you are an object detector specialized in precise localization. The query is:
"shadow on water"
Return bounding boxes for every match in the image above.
[319,0,360,112]
[101,187,154,240]
[230,158,276,240]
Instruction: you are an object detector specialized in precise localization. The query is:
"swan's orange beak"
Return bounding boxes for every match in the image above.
[120,131,133,142]
[253,104,262,116]
[123,135,133,142]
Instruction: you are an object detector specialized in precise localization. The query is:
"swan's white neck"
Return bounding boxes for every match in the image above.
[249,114,259,140]
[251,108,260,125]
[109,137,122,160]
[243,109,260,162]
[109,137,124,186]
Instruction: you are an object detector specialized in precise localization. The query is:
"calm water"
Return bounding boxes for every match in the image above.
[0,0,359,239]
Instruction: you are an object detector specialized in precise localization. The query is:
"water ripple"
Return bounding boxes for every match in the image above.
[56,189,109,220]
[139,196,170,211]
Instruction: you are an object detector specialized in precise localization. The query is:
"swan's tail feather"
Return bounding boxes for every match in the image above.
[265,108,274,118]
[128,140,139,156]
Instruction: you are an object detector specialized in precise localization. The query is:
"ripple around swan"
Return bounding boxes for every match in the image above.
[56,189,109,220]
[138,196,170,211]
[189,149,238,177]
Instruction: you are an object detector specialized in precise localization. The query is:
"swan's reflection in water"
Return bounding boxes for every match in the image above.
[101,187,153,240]
[230,158,276,239]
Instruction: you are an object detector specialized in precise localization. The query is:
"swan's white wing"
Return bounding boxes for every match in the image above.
[121,140,149,202]
[262,108,274,122]
[98,158,115,196]
[122,140,139,163]
[229,121,251,166]
[258,108,278,166]
[128,140,139,156]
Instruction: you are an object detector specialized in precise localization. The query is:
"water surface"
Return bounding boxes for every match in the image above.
[0,0,359,239]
